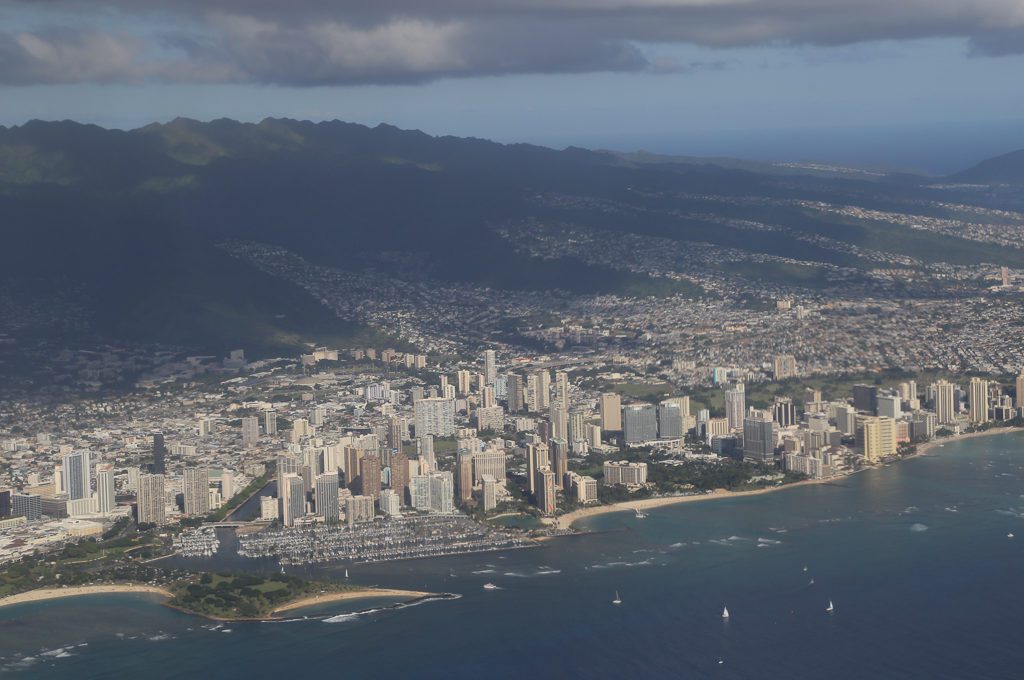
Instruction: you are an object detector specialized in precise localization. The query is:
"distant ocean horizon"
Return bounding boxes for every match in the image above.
[4,429,1024,679]
[509,119,1024,175]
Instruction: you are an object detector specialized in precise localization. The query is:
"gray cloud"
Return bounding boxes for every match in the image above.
[3,1,1024,85]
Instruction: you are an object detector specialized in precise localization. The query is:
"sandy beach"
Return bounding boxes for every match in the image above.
[554,426,1024,529]
[0,583,173,609]
[271,588,433,615]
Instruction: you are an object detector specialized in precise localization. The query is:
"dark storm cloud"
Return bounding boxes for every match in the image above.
[2,1,1023,85]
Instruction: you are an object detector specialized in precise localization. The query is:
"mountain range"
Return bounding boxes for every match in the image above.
[1,118,1023,356]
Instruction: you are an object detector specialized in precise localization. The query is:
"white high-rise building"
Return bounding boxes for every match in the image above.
[281,473,306,527]
[969,377,990,424]
[417,435,436,472]
[183,467,210,516]
[550,401,569,442]
[263,410,278,435]
[410,471,454,514]
[137,473,165,525]
[933,380,956,424]
[725,383,746,430]
[414,397,456,437]
[96,464,115,514]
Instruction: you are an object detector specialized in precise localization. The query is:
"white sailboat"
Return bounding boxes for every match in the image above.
[344,568,349,578]
[826,600,835,613]
[612,591,622,605]
[634,508,647,519]
[722,605,730,620]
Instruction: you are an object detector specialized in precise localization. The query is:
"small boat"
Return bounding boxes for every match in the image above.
[809,578,815,585]
[802,565,808,572]
[344,569,349,578]
[634,508,648,519]
[1009,533,1015,539]
[483,583,499,590]
[722,605,730,620]
[612,591,622,605]
[826,600,835,613]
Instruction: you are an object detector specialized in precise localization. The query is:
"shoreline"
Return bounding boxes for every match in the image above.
[0,582,436,622]
[271,588,434,615]
[0,584,174,609]
[554,426,1024,529]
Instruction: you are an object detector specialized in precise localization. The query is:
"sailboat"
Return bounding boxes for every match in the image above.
[722,605,730,620]
[612,591,622,605]
[809,578,815,585]
[826,600,835,613]
[634,508,648,519]
[802,565,808,572]
[344,568,350,578]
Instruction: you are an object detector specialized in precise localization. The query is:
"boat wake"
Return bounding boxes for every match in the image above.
[322,593,461,624]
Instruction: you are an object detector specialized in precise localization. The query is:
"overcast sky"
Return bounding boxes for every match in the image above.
[2,0,1024,170]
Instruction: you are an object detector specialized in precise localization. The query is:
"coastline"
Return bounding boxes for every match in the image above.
[554,426,1024,529]
[0,583,435,622]
[271,588,434,615]
[0,584,173,609]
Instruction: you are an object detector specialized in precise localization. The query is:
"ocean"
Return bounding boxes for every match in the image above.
[3,431,1024,679]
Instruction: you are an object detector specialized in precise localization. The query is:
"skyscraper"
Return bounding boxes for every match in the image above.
[62,451,91,501]
[933,379,956,424]
[526,443,549,495]
[472,450,506,484]
[360,454,382,500]
[263,410,278,435]
[152,433,166,474]
[600,393,622,432]
[506,373,525,412]
[550,439,569,488]
[456,452,474,505]
[417,435,435,473]
[1016,371,1024,408]
[241,416,260,448]
[315,472,340,523]
[483,349,497,385]
[772,355,797,380]
[623,404,657,443]
[858,416,896,462]
[534,468,557,514]
[657,402,684,439]
[969,377,990,424]
[555,371,570,408]
[550,401,569,442]
[568,410,589,447]
[853,384,879,415]
[94,464,115,514]
[725,383,746,430]
[414,397,456,437]
[137,473,165,525]
[390,451,409,505]
[183,467,210,516]
[281,473,306,527]
[742,409,776,463]
[771,396,797,427]
[526,371,551,412]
